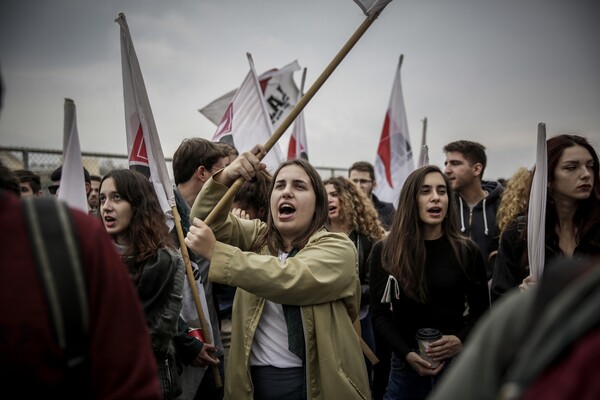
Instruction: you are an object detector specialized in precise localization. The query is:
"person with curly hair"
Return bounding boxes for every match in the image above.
[487,167,533,273]
[99,169,185,399]
[495,167,533,234]
[324,176,384,389]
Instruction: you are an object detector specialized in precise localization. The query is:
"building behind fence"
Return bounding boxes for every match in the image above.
[1,146,348,194]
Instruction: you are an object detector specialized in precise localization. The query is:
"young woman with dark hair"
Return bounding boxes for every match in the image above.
[369,165,490,400]
[99,169,185,399]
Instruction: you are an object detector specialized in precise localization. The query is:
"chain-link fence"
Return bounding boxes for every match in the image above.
[1,146,347,194]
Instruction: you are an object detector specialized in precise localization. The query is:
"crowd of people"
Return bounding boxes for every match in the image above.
[1,132,599,400]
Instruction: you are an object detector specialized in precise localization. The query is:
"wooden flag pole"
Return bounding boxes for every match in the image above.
[172,206,222,387]
[201,7,385,366]
[204,10,383,226]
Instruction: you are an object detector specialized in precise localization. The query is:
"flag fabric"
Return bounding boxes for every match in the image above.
[58,98,89,213]
[212,53,284,173]
[354,0,393,16]
[200,60,301,130]
[116,13,175,229]
[527,123,547,280]
[287,68,308,161]
[374,56,414,205]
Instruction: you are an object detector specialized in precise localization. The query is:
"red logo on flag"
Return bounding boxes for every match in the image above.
[377,111,393,187]
[130,124,149,166]
[213,103,233,140]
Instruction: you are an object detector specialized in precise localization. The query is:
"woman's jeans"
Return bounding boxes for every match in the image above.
[383,353,451,400]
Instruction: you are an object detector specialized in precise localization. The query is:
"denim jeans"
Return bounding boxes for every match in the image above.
[383,353,450,400]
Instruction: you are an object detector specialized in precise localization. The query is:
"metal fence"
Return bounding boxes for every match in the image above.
[0,146,348,193]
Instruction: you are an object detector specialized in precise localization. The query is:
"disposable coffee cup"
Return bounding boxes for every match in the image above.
[415,328,443,368]
[187,328,205,342]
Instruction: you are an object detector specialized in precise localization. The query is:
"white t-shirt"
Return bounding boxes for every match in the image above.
[248,251,303,368]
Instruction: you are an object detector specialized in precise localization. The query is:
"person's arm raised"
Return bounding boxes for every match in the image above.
[213,144,267,187]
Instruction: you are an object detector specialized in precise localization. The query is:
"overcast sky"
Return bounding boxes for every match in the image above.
[1,0,599,180]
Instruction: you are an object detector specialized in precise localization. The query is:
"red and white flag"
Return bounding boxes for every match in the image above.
[200,60,301,130]
[212,53,284,173]
[374,55,414,205]
[116,13,175,229]
[58,98,89,213]
[287,68,308,161]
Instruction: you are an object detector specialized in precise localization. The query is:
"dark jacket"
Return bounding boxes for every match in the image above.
[491,216,600,302]
[372,193,394,231]
[126,248,185,400]
[454,180,504,279]
[349,231,375,318]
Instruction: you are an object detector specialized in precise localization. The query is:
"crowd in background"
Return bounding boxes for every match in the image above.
[1,132,599,400]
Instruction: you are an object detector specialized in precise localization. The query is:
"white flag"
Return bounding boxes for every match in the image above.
[58,98,89,213]
[287,68,309,161]
[374,55,414,205]
[116,13,175,229]
[354,0,393,16]
[527,123,547,280]
[200,60,301,130]
[212,53,284,173]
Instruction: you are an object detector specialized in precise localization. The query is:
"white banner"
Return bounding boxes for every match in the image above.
[58,98,89,213]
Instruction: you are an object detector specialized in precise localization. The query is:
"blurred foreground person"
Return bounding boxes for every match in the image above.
[429,256,600,400]
[0,189,162,399]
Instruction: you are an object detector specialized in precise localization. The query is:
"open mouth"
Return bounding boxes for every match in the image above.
[279,203,296,215]
[428,207,442,216]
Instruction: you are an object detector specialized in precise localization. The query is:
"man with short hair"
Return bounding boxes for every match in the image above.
[88,174,102,211]
[172,138,229,399]
[15,169,43,197]
[443,140,504,280]
[48,165,92,198]
[348,161,394,230]
[173,138,230,208]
